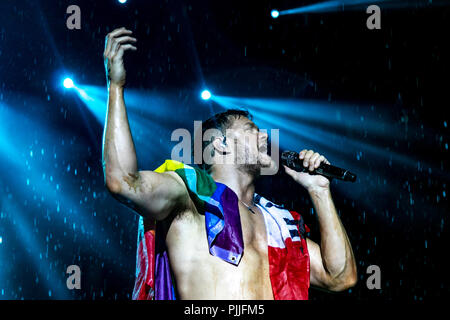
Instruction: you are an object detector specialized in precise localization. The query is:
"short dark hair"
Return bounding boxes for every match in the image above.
[194,109,252,172]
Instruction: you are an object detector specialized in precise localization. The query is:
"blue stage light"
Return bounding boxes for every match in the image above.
[63,78,74,89]
[276,0,415,16]
[201,90,212,100]
[271,10,280,18]
[118,0,127,4]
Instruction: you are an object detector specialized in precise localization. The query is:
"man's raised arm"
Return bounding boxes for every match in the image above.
[102,27,188,221]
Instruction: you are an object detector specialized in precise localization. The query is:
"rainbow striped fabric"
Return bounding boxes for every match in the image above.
[132,160,310,300]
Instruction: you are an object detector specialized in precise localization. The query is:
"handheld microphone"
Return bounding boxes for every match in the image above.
[281,150,357,182]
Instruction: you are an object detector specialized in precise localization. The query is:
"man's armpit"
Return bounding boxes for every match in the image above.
[122,172,141,193]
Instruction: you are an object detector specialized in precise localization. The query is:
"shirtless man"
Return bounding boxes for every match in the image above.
[102,27,357,299]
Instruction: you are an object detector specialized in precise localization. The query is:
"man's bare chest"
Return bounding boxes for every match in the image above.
[165,203,269,264]
[165,205,273,299]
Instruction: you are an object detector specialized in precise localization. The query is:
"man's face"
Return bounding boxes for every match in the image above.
[224,117,273,172]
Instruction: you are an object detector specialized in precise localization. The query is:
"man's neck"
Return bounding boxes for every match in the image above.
[211,165,256,205]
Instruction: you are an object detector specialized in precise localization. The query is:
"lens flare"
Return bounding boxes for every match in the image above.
[201,90,212,100]
[63,78,74,89]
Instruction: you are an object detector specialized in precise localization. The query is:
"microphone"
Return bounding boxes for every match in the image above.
[281,150,357,182]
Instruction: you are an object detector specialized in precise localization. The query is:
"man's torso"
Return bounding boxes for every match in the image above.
[164,199,274,300]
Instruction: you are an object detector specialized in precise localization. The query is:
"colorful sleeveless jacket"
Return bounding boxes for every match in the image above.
[132,160,310,300]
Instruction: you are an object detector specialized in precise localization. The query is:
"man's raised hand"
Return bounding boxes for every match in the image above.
[103,27,137,86]
[283,149,331,192]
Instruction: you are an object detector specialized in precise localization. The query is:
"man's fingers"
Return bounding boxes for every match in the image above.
[302,150,314,167]
[108,37,136,57]
[115,36,137,45]
[104,28,129,57]
[299,149,308,160]
[309,153,320,171]
[104,28,133,58]
[314,155,325,168]
[114,44,137,60]
[121,44,137,51]
[109,36,137,58]
[108,27,133,39]
[283,165,294,175]
[299,149,330,169]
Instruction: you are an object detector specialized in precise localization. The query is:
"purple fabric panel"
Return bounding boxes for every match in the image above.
[209,245,243,266]
[154,250,174,300]
[210,184,244,265]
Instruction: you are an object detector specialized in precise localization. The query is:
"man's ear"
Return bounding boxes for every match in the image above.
[212,136,228,154]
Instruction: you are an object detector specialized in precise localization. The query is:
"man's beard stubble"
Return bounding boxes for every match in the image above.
[236,147,270,178]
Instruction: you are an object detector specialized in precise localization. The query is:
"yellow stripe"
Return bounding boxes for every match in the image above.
[154,159,186,173]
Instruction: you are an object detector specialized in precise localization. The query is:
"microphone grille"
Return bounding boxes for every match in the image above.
[281,150,296,160]
[281,150,298,166]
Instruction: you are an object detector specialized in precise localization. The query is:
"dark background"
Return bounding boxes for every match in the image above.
[0,0,448,300]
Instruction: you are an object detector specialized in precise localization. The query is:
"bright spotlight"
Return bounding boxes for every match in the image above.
[201,90,211,100]
[118,0,127,3]
[271,10,280,19]
[63,78,74,89]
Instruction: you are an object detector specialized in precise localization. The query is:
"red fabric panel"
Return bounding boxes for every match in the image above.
[268,210,310,300]
[132,229,155,300]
